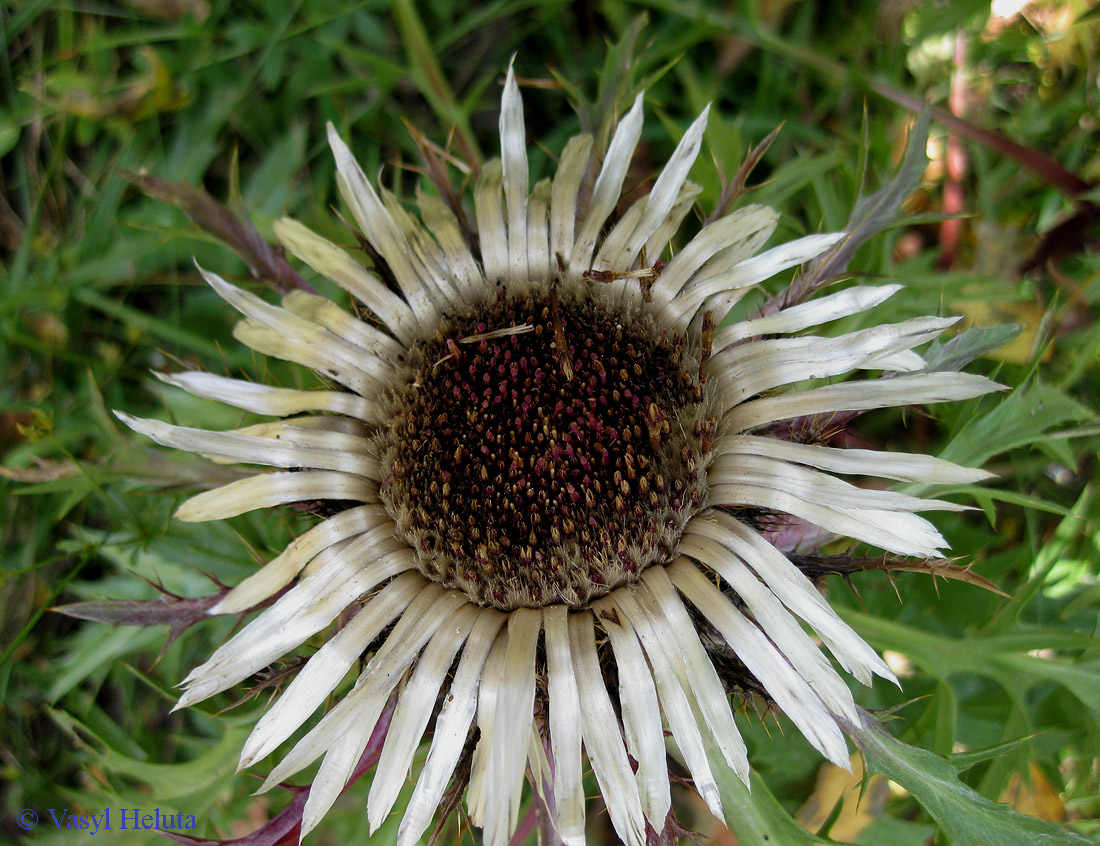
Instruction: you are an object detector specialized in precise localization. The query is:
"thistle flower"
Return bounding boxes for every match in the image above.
[118,67,1000,845]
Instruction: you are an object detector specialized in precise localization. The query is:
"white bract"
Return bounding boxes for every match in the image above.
[121,66,999,845]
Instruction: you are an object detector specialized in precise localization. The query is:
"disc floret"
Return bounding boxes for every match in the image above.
[380,279,716,610]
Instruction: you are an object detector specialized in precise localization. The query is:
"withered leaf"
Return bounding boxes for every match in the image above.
[54,592,226,654]
[125,173,313,295]
[792,553,1010,598]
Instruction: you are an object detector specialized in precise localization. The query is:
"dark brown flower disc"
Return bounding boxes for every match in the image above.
[379,281,717,610]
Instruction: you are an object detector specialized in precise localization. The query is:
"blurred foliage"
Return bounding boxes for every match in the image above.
[2,0,1098,844]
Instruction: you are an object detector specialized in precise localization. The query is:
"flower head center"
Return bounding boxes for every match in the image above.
[380,282,715,610]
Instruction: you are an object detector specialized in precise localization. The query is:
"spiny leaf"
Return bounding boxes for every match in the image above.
[761,111,931,314]
[391,0,482,170]
[843,710,1091,846]
[705,124,782,225]
[554,13,649,150]
[950,736,1035,772]
[922,323,1024,373]
[216,656,307,714]
[54,591,226,657]
[792,553,1011,598]
[403,117,476,243]
[940,380,1094,469]
[843,609,1100,719]
[125,173,313,295]
[713,764,855,846]
[3,448,251,490]
[55,593,224,628]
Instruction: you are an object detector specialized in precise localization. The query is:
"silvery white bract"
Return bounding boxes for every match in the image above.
[119,66,998,845]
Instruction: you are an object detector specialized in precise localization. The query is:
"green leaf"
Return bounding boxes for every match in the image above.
[844,711,1090,846]
[123,172,311,295]
[923,324,1024,373]
[47,624,164,703]
[950,736,1034,772]
[844,610,1100,714]
[995,656,1100,715]
[713,758,853,846]
[71,287,223,358]
[940,380,1094,469]
[854,814,937,846]
[48,707,253,801]
[948,485,1072,517]
[0,113,19,158]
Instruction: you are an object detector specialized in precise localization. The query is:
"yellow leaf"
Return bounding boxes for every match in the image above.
[951,298,1050,364]
[1000,761,1067,823]
[796,753,891,840]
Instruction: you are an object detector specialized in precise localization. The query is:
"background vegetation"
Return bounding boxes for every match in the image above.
[2,0,1098,843]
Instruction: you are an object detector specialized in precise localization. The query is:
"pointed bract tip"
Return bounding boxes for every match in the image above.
[207,598,229,616]
[326,122,351,160]
[193,261,228,292]
[237,748,259,772]
[174,501,200,522]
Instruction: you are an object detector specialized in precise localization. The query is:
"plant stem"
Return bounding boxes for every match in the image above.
[392,0,484,171]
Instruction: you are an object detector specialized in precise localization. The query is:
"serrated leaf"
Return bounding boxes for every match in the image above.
[879,559,1009,597]
[949,736,1034,772]
[54,591,226,658]
[556,13,648,149]
[843,610,1100,720]
[843,711,1090,846]
[56,593,223,628]
[124,172,311,295]
[940,380,1094,469]
[923,324,1024,372]
[706,124,782,224]
[765,112,930,312]
[791,553,1010,597]
[996,656,1100,715]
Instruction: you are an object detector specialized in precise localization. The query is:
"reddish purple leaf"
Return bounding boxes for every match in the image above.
[156,787,306,846]
[704,124,782,226]
[54,592,226,653]
[125,173,314,295]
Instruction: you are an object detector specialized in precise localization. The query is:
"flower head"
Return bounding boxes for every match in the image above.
[119,67,1000,844]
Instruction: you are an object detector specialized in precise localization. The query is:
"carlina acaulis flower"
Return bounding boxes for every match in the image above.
[117,65,1002,845]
